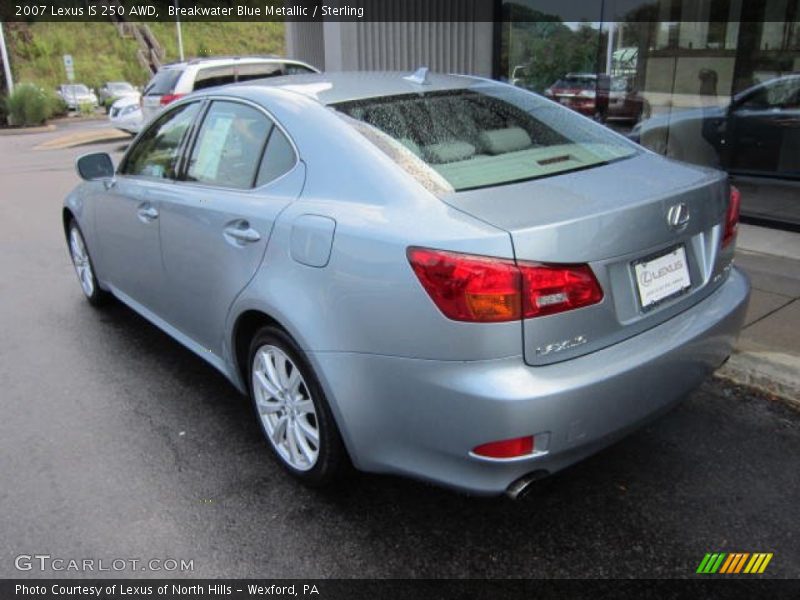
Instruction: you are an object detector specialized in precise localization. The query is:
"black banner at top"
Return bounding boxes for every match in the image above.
[0,0,788,23]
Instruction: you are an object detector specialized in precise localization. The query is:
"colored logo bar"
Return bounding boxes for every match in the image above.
[696,553,773,574]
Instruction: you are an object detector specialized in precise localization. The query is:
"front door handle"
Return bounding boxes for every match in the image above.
[224,223,261,244]
[137,204,159,222]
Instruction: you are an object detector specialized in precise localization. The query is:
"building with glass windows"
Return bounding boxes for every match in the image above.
[286,0,799,228]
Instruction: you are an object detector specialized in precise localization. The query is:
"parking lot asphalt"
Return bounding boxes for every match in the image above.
[1,123,798,579]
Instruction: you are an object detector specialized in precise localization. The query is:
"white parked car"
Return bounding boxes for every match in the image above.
[57,84,99,111]
[108,96,142,134]
[140,56,319,124]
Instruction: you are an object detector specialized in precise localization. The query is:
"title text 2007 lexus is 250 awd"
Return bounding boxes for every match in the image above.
[64,70,749,497]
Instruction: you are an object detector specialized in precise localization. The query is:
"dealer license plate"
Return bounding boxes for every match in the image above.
[633,246,691,310]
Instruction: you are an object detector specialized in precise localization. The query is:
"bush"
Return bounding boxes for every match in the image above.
[47,91,68,118]
[78,100,95,117]
[4,83,53,127]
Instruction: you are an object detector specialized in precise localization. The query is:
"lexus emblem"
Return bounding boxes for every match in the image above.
[667,203,690,231]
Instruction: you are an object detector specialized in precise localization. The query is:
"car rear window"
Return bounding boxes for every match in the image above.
[334,83,637,192]
[144,68,183,96]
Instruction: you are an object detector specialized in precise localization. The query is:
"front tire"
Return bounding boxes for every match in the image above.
[67,220,110,307]
[248,326,347,486]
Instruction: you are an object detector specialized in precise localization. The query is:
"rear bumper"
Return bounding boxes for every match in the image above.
[311,268,750,495]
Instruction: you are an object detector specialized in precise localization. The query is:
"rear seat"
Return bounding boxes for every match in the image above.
[424,141,476,164]
[478,127,533,155]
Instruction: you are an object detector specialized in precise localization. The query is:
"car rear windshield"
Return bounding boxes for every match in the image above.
[144,68,183,96]
[333,83,637,192]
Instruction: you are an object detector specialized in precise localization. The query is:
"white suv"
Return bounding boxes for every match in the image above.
[140,56,319,123]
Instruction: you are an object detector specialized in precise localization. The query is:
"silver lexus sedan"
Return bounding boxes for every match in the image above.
[64,71,750,497]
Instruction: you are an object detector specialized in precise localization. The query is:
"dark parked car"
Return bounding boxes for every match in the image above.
[608,76,650,123]
[544,73,610,121]
[630,74,800,180]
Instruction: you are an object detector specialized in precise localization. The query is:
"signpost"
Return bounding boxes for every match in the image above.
[63,54,74,82]
[0,21,13,93]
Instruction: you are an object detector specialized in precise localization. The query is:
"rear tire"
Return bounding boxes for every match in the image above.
[67,220,111,307]
[247,326,347,487]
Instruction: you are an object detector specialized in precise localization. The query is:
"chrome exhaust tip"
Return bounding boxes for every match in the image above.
[505,470,548,500]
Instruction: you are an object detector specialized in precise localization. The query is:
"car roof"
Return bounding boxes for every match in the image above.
[159,56,317,70]
[234,71,481,105]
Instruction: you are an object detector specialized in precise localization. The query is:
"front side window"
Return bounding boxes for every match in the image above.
[121,102,201,179]
[334,83,637,191]
[741,77,800,110]
[186,101,272,189]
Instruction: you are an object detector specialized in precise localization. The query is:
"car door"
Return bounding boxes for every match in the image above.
[728,77,800,179]
[158,98,304,357]
[94,101,203,314]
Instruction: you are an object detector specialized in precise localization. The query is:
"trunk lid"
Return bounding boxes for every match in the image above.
[441,153,731,365]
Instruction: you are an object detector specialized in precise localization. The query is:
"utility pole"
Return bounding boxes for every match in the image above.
[605,21,615,75]
[0,21,14,94]
[174,0,185,61]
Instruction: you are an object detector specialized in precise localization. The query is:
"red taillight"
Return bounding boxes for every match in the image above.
[407,247,603,322]
[407,248,521,322]
[518,262,604,318]
[159,93,184,106]
[722,185,741,248]
[473,436,534,459]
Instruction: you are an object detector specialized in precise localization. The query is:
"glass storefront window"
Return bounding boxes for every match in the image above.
[500,0,800,228]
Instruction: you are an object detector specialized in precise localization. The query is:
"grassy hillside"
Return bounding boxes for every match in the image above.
[6,22,286,92]
[148,22,285,63]
[7,22,149,90]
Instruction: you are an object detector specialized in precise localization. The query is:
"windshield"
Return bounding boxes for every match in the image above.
[334,83,637,192]
[65,85,89,95]
[110,82,134,92]
[553,77,595,90]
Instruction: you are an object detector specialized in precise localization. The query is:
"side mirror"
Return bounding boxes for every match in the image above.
[76,152,115,181]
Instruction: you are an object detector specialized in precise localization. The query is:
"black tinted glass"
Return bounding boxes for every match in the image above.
[256,126,296,186]
[193,67,236,91]
[144,68,182,96]
[122,102,201,179]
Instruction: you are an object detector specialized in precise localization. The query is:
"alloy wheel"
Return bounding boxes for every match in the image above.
[251,344,320,471]
[69,226,95,298]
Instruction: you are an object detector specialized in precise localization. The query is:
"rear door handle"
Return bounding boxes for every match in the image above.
[224,223,261,244]
[137,204,159,222]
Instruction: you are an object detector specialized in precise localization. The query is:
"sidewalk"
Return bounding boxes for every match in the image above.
[716,223,800,408]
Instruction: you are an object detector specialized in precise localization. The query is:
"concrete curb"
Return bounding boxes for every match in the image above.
[715,350,800,410]
[35,128,130,150]
[0,124,57,135]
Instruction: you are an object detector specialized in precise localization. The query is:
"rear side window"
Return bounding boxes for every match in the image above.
[334,84,637,191]
[144,68,183,96]
[193,66,236,91]
[186,101,272,189]
[284,63,317,75]
[256,127,296,186]
[122,102,201,179]
[236,63,285,83]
